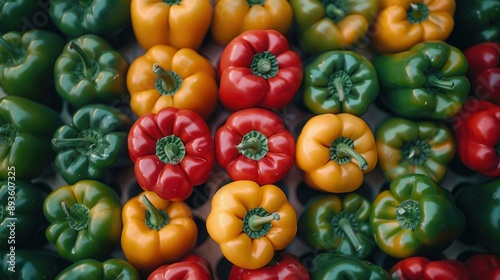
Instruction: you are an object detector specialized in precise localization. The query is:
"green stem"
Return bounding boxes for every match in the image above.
[51,137,97,147]
[338,218,363,251]
[156,135,186,164]
[336,143,368,170]
[236,130,269,161]
[407,2,430,23]
[396,200,420,230]
[0,123,15,146]
[141,195,165,228]
[333,77,346,102]
[251,51,279,79]
[325,3,345,19]
[69,41,96,78]
[61,201,89,231]
[236,139,262,152]
[247,0,265,5]
[0,37,18,62]
[427,75,455,90]
[248,212,280,232]
[153,63,178,92]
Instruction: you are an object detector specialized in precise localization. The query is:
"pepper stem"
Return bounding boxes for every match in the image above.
[427,75,455,91]
[0,37,17,61]
[156,135,186,164]
[333,77,346,102]
[407,2,430,23]
[153,63,177,92]
[247,0,265,5]
[336,143,368,170]
[141,195,170,230]
[0,123,15,146]
[69,41,96,78]
[338,218,363,251]
[61,201,89,231]
[51,137,97,147]
[396,200,420,230]
[248,212,280,232]
[236,130,269,161]
[325,3,345,19]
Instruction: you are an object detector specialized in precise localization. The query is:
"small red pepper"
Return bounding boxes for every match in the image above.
[214,108,295,185]
[389,257,471,280]
[464,253,500,280]
[147,254,213,280]
[464,42,500,105]
[127,107,215,201]
[228,252,310,280]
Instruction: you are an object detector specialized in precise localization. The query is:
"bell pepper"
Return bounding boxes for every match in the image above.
[295,113,377,193]
[148,254,213,280]
[121,191,198,276]
[370,174,466,259]
[131,0,212,51]
[301,50,379,116]
[210,0,293,46]
[54,34,129,109]
[299,193,375,259]
[48,0,131,39]
[218,29,303,111]
[127,45,218,120]
[373,41,470,119]
[0,180,48,250]
[376,116,455,183]
[0,96,63,180]
[0,30,66,107]
[0,0,49,33]
[370,0,455,53]
[215,108,295,185]
[228,252,310,280]
[127,107,215,201]
[43,180,123,262]
[206,180,297,270]
[310,252,390,280]
[51,104,132,184]
[55,258,141,280]
[464,253,500,280]
[464,42,500,105]
[453,179,500,255]
[389,256,471,280]
[0,249,70,280]
[290,0,379,55]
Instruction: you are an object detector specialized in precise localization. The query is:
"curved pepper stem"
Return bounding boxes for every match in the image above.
[427,75,455,91]
[236,130,269,161]
[141,195,170,231]
[338,218,363,251]
[331,137,368,170]
[153,63,183,95]
[69,41,98,78]
[0,37,18,62]
[248,212,280,231]
[61,201,89,231]
[243,207,280,239]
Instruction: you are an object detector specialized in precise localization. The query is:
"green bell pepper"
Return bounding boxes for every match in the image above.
[0,30,66,108]
[453,179,500,255]
[0,96,63,180]
[375,116,456,183]
[55,258,141,280]
[310,252,390,280]
[0,0,49,33]
[370,174,465,259]
[301,50,379,116]
[0,249,70,280]
[51,104,131,184]
[373,41,470,120]
[43,180,122,262]
[54,34,129,108]
[299,193,375,259]
[0,180,49,250]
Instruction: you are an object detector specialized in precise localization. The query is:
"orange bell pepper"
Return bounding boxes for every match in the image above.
[121,191,197,276]
[370,0,455,53]
[126,45,218,120]
[130,0,212,51]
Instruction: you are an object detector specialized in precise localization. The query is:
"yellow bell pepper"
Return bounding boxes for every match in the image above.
[126,45,218,119]
[296,113,377,193]
[130,0,212,51]
[370,0,455,53]
[210,0,294,46]
[121,191,197,276]
[206,180,297,270]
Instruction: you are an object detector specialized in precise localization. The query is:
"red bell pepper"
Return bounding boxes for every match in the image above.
[389,257,471,280]
[214,108,295,185]
[128,107,215,201]
[147,254,213,280]
[452,98,500,177]
[465,253,500,280]
[228,252,310,280]
[464,42,500,105]
[218,29,303,111]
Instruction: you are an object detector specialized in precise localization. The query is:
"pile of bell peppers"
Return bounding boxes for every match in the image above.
[2,1,500,279]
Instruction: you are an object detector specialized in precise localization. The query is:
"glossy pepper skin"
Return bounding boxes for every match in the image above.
[49,0,131,39]
[0,249,70,280]
[131,0,212,51]
[51,104,132,184]
[43,180,123,262]
[299,193,375,259]
[465,253,500,280]
[55,258,141,280]
[464,42,500,105]
[121,191,198,276]
[0,96,63,180]
[453,179,500,255]
[376,116,455,183]
[127,107,215,201]
[206,180,297,270]
[211,0,293,46]
[0,30,65,106]
[0,0,49,33]
[228,252,310,280]
[302,50,379,116]
[218,29,303,111]
[310,252,390,280]
[148,254,213,280]
[54,34,129,108]
[215,108,295,185]
[370,174,465,259]
[290,0,378,55]
[371,0,455,53]
[127,45,218,120]
[389,256,471,280]
[295,113,377,193]
[373,41,470,119]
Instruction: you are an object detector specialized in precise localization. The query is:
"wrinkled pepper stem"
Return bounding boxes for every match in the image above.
[338,218,363,251]
[402,140,431,165]
[69,41,98,78]
[251,51,279,79]
[236,130,269,160]
[243,207,280,239]
[156,135,186,164]
[141,195,170,230]
[61,201,89,231]
[153,63,182,95]
[328,70,352,102]
[0,37,18,62]
[330,137,368,170]
[396,199,420,230]
[407,2,430,23]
